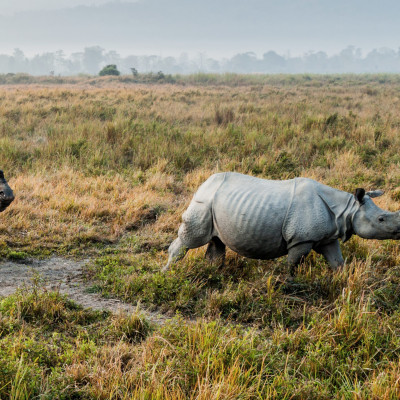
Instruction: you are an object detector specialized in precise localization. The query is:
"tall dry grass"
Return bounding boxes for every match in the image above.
[1,76,400,398]
[1,76,400,253]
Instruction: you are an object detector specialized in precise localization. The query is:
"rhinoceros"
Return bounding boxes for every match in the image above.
[163,172,398,273]
[0,171,14,212]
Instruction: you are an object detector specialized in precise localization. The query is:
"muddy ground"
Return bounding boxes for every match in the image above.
[0,257,166,324]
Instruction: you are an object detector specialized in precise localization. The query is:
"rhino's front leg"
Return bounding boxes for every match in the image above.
[314,240,344,270]
[287,242,313,276]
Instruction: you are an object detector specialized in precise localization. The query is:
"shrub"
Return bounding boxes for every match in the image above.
[99,64,120,76]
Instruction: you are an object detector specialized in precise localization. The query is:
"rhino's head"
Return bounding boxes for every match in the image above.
[352,188,400,240]
[0,170,14,212]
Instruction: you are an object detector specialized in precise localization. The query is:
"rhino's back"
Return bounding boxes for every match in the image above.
[211,173,296,259]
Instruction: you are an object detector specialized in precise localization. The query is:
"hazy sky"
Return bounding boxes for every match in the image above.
[0,0,399,58]
[0,0,137,15]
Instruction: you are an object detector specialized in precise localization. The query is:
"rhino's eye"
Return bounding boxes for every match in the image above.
[378,216,385,222]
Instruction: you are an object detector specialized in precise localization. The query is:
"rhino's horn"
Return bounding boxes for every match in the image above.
[366,190,384,198]
[354,188,365,203]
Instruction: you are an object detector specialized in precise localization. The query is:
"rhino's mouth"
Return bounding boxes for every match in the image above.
[0,199,13,212]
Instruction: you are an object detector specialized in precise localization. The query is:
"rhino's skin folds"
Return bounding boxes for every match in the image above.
[163,172,400,273]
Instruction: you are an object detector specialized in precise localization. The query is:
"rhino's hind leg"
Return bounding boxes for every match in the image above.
[287,242,313,276]
[205,237,226,265]
[314,240,344,270]
[162,238,188,272]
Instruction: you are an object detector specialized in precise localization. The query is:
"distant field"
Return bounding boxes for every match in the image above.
[1,75,400,398]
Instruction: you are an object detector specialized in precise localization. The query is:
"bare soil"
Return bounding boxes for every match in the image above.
[0,257,166,324]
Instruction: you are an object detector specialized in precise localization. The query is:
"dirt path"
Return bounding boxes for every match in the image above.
[0,257,166,324]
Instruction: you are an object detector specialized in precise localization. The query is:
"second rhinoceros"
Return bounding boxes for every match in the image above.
[0,170,14,213]
[163,172,399,273]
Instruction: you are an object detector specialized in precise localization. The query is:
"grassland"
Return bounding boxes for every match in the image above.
[1,75,400,398]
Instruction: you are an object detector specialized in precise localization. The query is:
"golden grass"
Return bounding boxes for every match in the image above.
[0,169,175,253]
[2,76,400,398]
[1,77,400,254]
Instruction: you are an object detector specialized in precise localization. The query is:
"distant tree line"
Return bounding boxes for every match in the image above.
[1,46,400,75]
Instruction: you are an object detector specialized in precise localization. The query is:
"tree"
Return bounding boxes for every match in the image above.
[83,46,104,74]
[99,64,120,76]
[229,52,258,73]
[9,48,27,73]
[262,51,286,72]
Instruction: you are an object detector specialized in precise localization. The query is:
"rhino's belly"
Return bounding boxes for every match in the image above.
[225,239,288,260]
[212,184,290,260]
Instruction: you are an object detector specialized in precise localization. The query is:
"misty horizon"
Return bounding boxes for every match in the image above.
[0,0,399,60]
[1,45,400,75]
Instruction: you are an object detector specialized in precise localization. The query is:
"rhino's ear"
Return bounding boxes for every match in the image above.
[354,188,366,203]
[366,189,384,198]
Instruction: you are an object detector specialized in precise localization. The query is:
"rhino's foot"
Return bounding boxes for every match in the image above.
[162,238,188,272]
[205,237,226,265]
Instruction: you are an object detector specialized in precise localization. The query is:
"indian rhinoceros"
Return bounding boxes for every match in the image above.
[163,172,398,273]
[0,171,14,212]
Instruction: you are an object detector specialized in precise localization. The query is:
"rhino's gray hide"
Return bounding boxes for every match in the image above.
[164,172,399,272]
[211,174,356,258]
